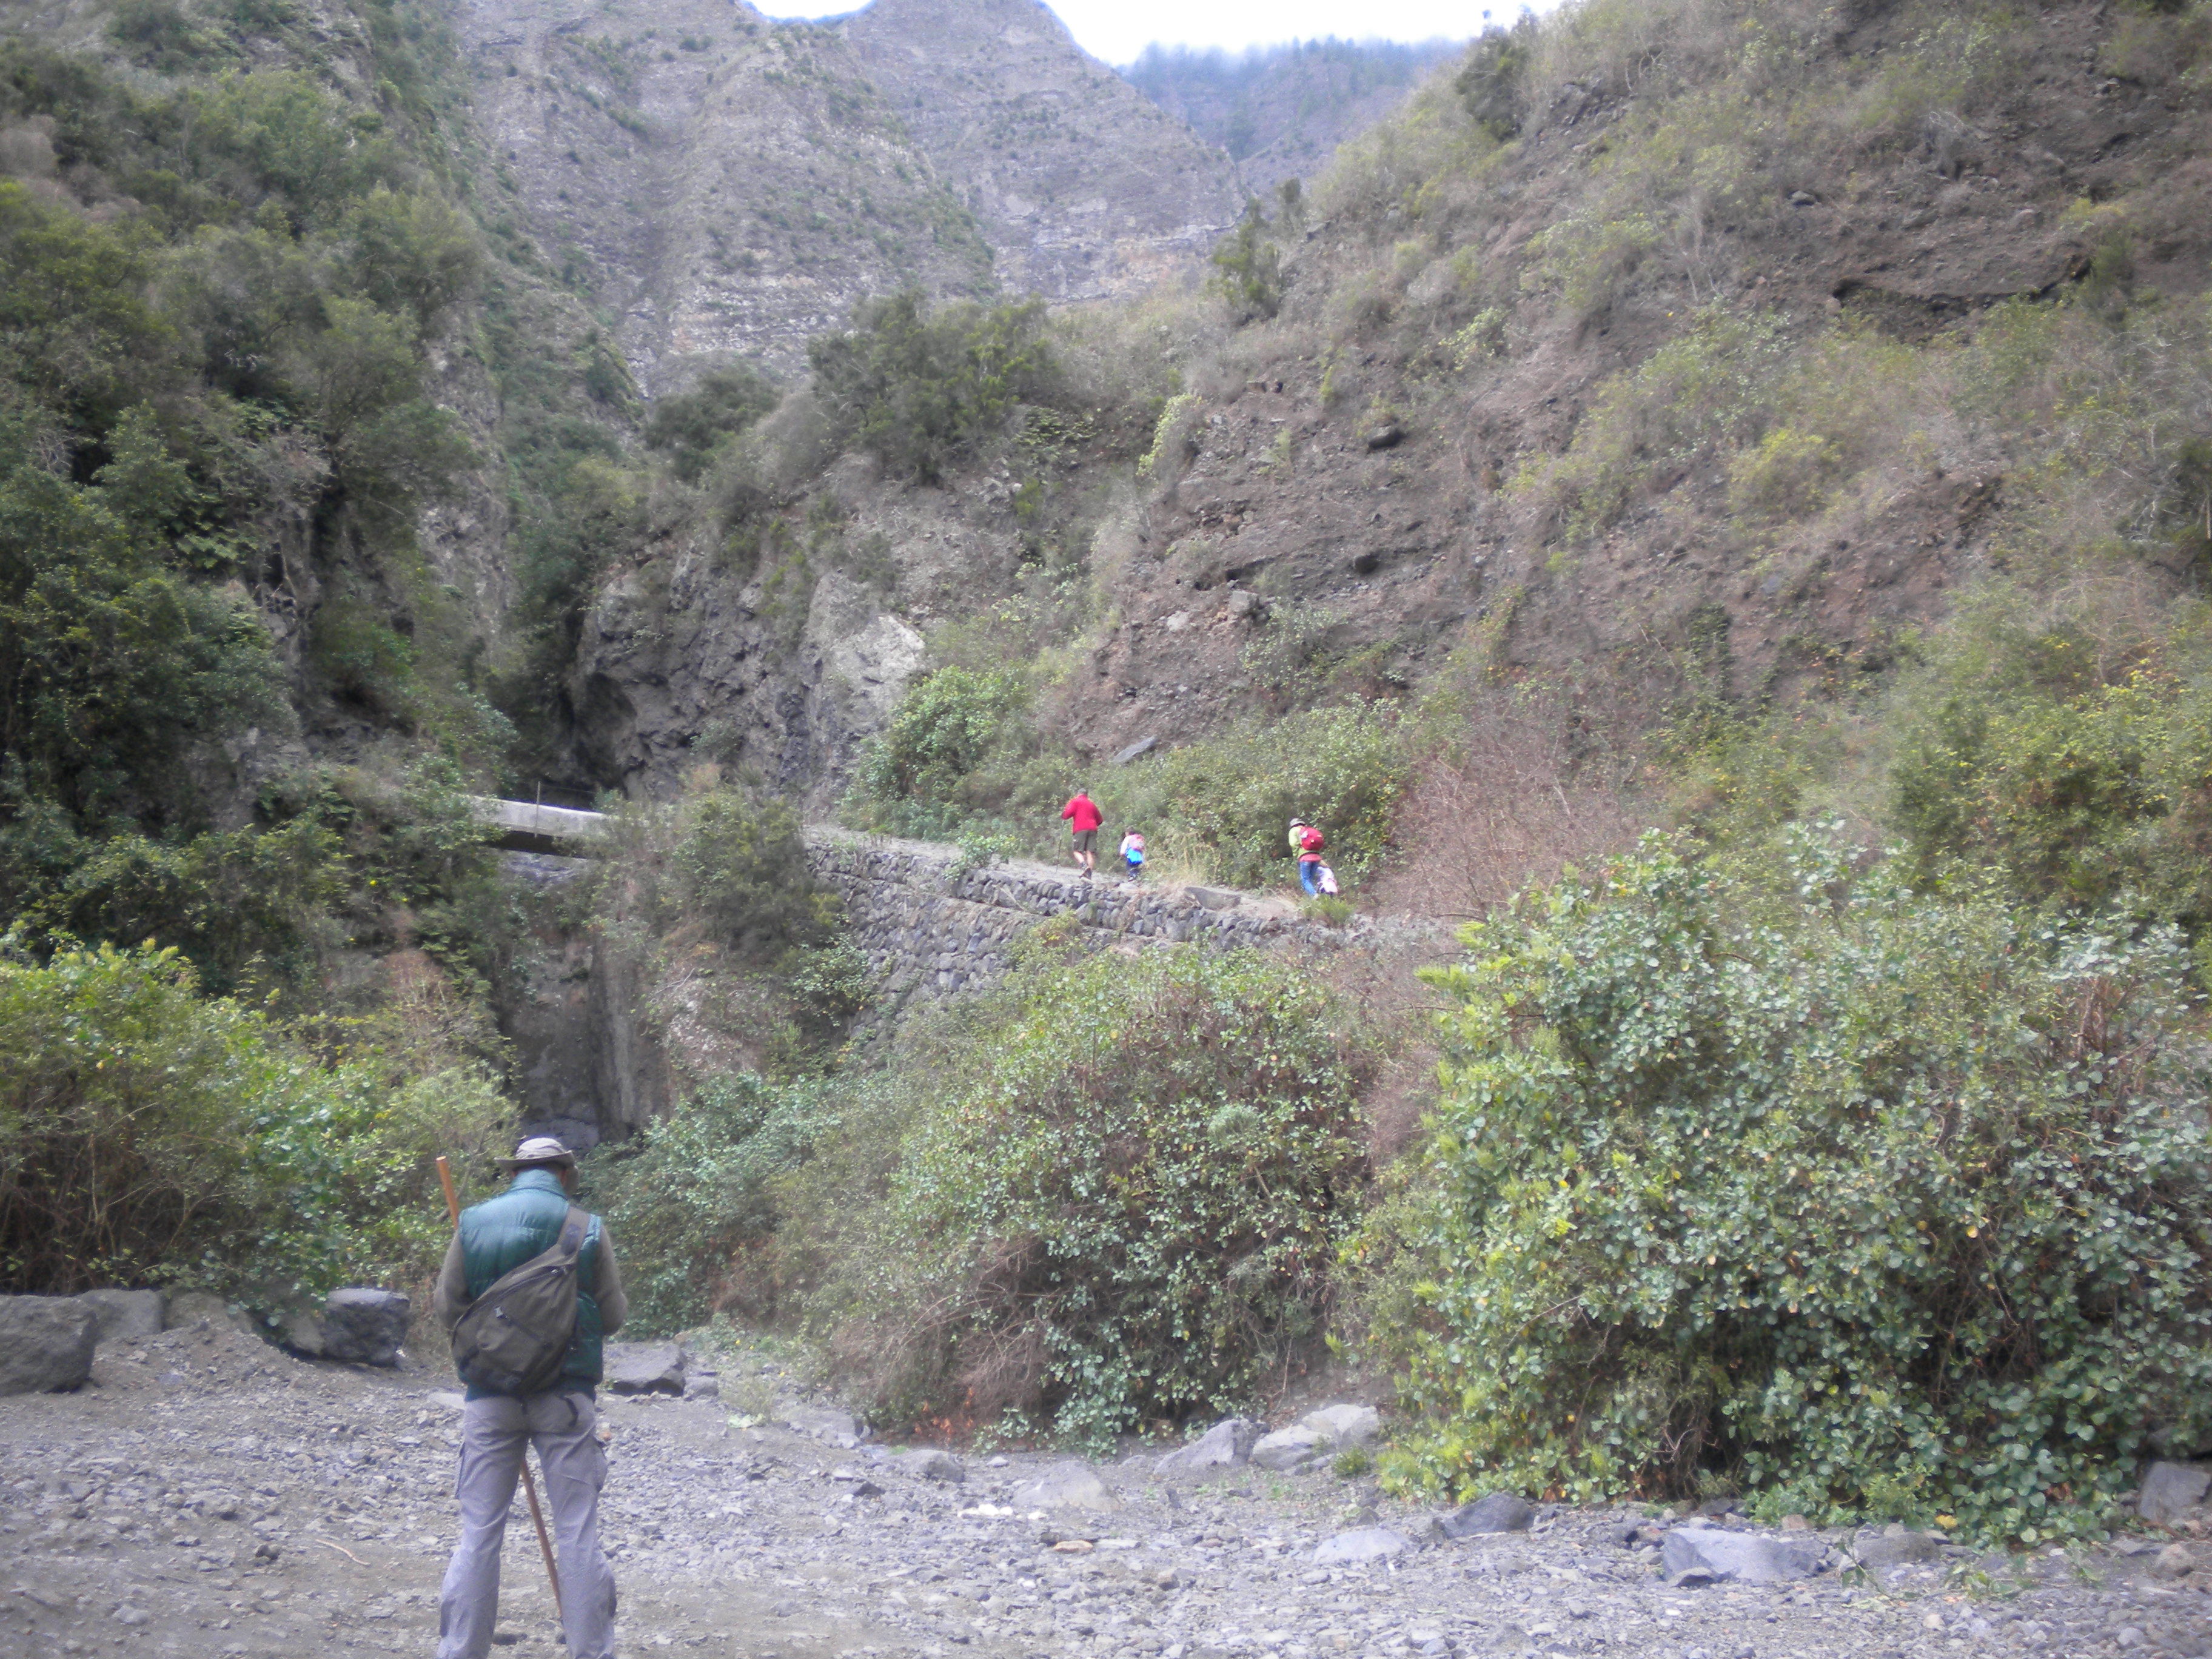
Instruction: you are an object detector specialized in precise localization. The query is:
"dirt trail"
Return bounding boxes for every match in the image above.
[7,1321,2211,1659]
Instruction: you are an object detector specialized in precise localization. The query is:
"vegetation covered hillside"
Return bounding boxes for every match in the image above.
[0,0,669,1303]
[10,0,2212,1543]
[549,0,2212,1535]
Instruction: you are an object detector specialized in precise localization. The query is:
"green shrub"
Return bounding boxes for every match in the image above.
[1372,830,2212,1542]
[1208,199,1282,323]
[1514,307,1788,539]
[846,666,1079,847]
[1726,426,1841,520]
[645,361,779,483]
[1892,609,2212,927]
[808,291,1054,483]
[0,397,288,823]
[1125,703,1409,891]
[585,1073,834,1333]
[672,792,839,958]
[13,818,341,996]
[594,784,843,962]
[858,667,1029,806]
[839,945,1370,1443]
[0,939,509,1296]
[1455,19,1536,142]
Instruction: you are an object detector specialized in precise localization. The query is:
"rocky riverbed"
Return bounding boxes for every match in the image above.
[7,1318,2212,1659]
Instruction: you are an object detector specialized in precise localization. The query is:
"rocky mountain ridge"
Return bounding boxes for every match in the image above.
[839,0,1245,305]
[1124,37,1464,193]
[460,0,1247,387]
[549,0,2212,823]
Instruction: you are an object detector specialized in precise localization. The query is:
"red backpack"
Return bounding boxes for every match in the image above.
[1298,825,1324,854]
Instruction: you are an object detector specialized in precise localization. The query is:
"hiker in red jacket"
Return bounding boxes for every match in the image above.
[1062,787,1102,877]
[1289,817,1327,897]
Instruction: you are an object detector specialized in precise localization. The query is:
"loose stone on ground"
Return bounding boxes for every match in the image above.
[6,1356,2212,1658]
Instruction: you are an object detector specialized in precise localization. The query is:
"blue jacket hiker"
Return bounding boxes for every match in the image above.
[432,1137,629,1659]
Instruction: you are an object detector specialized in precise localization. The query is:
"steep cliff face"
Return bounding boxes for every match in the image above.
[564,452,1005,806]
[837,0,1243,302]
[457,0,995,387]
[457,0,1246,390]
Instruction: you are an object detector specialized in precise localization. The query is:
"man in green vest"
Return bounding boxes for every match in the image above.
[432,1136,629,1659]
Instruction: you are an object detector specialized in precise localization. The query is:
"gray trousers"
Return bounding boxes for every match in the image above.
[438,1390,616,1658]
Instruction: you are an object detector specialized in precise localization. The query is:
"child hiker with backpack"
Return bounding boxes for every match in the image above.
[1119,827,1146,880]
[432,1136,628,1659]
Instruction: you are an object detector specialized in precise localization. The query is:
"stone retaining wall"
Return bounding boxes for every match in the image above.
[803,830,1348,1017]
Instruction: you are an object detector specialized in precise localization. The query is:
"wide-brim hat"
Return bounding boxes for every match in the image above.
[497,1135,577,1170]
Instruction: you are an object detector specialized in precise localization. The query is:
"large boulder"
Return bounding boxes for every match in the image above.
[1661,1525,1827,1586]
[74,1289,164,1346]
[2139,1462,2212,1527]
[1251,1403,1381,1471]
[604,1342,688,1395]
[1157,1417,1263,1476]
[319,1289,411,1366]
[1012,1462,1119,1512]
[1851,1526,1945,1572]
[269,1292,329,1358]
[163,1290,257,1335]
[1436,1492,1535,1538]
[0,1296,97,1395]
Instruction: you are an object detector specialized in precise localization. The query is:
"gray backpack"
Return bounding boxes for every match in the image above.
[450,1205,590,1396]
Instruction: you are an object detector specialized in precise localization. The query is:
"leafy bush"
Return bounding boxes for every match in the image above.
[1892,605,2212,927]
[1456,19,1537,142]
[846,666,1080,846]
[597,785,842,964]
[857,667,1031,806]
[837,944,1370,1443]
[1513,307,1789,538]
[585,1073,833,1333]
[0,939,509,1296]
[0,397,287,823]
[1726,426,1841,520]
[672,792,839,958]
[1123,703,1409,891]
[1372,830,2212,1541]
[1209,200,1282,323]
[645,361,779,483]
[808,291,1054,483]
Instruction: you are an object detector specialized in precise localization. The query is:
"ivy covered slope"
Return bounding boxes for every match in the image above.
[0,0,635,1299]
[1,0,601,950]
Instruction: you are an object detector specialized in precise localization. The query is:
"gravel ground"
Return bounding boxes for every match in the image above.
[7,1320,2212,1659]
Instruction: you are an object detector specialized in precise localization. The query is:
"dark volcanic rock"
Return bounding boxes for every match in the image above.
[74,1289,164,1346]
[0,1296,96,1395]
[1156,1416,1263,1475]
[320,1290,412,1367]
[605,1342,689,1395]
[1662,1526,1827,1586]
[1436,1492,1535,1538]
[2139,1463,2212,1527]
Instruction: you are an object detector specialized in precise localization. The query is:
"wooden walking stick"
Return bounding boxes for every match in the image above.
[438,1156,565,1620]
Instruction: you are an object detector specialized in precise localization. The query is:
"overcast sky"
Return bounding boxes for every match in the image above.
[756,1,1562,68]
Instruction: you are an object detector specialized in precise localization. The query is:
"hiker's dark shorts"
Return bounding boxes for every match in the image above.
[1071,829,1097,853]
